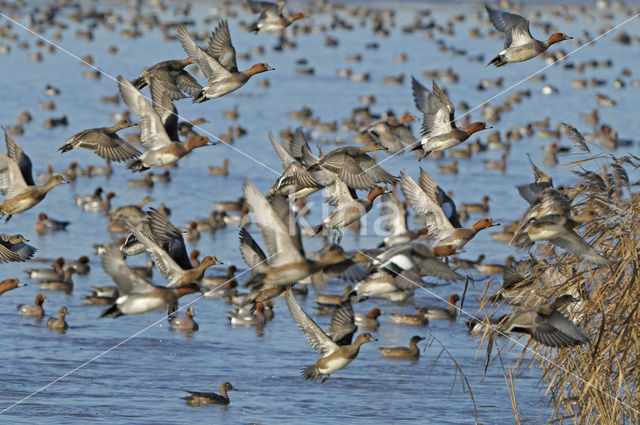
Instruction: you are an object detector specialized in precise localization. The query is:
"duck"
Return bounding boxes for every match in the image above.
[117,76,214,172]
[58,119,140,162]
[499,295,589,347]
[378,335,425,360]
[18,293,46,318]
[516,155,553,203]
[101,282,200,318]
[416,294,460,321]
[485,6,572,67]
[354,307,382,329]
[75,187,103,206]
[364,113,416,154]
[131,58,202,100]
[461,196,490,214]
[25,257,65,281]
[209,159,229,176]
[286,289,376,383]
[411,77,490,159]
[177,22,274,103]
[35,212,69,234]
[227,302,267,327]
[266,131,322,200]
[314,180,386,243]
[484,152,508,172]
[306,142,396,190]
[511,187,610,266]
[83,192,116,212]
[248,1,305,33]
[182,382,235,406]
[38,268,75,295]
[388,312,429,326]
[201,265,237,292]
[0,134,68,221]
[65,256,91,275]
[170,306,199,332]
[47,306,69,330]
[0,278,25,296]
[0,233,37,262]
[125,220,222,287]
[400,169,497,249]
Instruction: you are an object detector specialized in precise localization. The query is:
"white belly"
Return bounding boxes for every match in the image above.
[318,356,353,374]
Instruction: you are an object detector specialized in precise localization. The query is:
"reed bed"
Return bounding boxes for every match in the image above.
[474,151,640,424]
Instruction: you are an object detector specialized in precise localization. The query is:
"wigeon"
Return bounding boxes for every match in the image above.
[177,22,274,103]
[485,6,572,67]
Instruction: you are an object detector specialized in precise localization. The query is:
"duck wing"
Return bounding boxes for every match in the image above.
[4,128,34,186]
[118,76,172,150]
[286,289,339,356]
[0,151,28,199]
[207,20,238,73]
[177,25,231,84]
[401,170,454,241]
[328,301,356,346]
[485,6,534,48]
[101,244,155,295]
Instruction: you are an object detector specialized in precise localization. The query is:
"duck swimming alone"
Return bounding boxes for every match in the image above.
[182,382,236,406]
[378,335,425,360]
[485,6,572,67]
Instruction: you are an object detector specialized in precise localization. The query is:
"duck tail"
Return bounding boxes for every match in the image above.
[192,90,208,104]
[126,159,149,173]
[248,22,260,34]
[100,304,123,318]
[487,54,506,67]
[58,143,73,153]
[301,365,321,381]
[131,76,147,90]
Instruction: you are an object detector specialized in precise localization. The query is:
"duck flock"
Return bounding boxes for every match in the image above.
[0,0,637,420]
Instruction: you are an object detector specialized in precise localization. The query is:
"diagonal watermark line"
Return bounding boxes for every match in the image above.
[0,11,281,176]
[0,250,279,415]
[355,249,640,415]
[362,11,640,175]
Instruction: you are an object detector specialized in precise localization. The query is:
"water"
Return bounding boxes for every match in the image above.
[0,1,637,423]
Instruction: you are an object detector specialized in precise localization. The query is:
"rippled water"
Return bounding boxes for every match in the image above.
[0,1,637,423]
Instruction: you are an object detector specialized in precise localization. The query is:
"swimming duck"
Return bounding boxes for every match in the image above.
[65,256,91,275]
[58,119,140,162]
[131,58,202,100]
[411,77,490,159]
[47,306,69,330]
[38,268,75,295]
[248,0,305,33]
[354,307,382,329]
[177,22,274,103]
[17,293,46,318]
[499,295,589,347]
[170,306,199,332]
[0,278,25,296]
[485,6,572,67]
[182,382,235,406]
[117,76,213,172]
[35,212,69,234]
[25,257,65,281]
[401,169,497,249]
[75,187,103,206]
[416,294,460,321]
[378,335,425,360]
[0,233,37,262]
[286,289,376,383]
